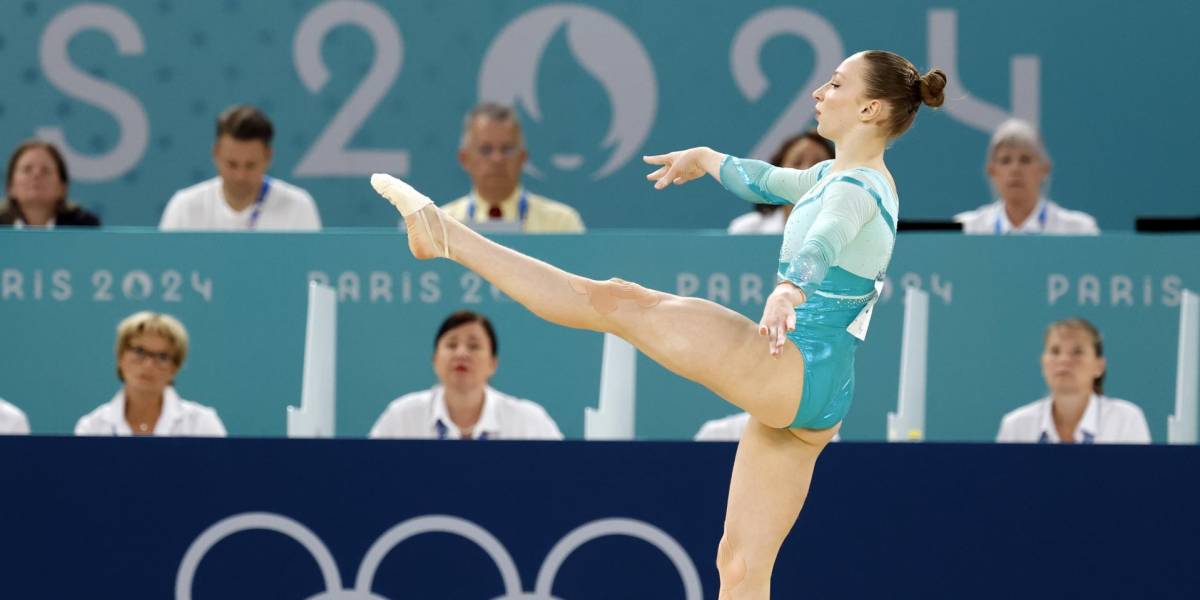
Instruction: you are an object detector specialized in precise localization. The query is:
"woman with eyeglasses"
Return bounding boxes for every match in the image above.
[75,311,226,436]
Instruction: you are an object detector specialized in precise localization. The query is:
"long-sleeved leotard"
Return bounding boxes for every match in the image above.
[720,156,898,428]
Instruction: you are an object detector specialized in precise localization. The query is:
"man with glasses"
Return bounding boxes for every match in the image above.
[441,102,585,233]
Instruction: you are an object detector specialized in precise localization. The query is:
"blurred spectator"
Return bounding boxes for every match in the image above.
[160,105,321,231]
[695,412,751,441]
[441,102,584,233]
[956,119,1098,235]
[0,398,30,435]
[76,311,226,436]
[727,130,834,234]
[997,318,1149,443]
[0,140,99,228]
[370,310,562,440]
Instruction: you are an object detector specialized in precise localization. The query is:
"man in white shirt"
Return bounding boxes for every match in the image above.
[160,105,321,231]
[0,398,31,435]
[369,385,562,440]
[955,119,1098,235]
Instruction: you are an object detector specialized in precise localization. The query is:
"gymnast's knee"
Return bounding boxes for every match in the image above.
[716,535,748,587]
[788,421,841,448]
[567,276,663,318]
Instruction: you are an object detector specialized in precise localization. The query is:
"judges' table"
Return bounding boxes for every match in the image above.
[1,231,1197,442]
[0,437,1197,599]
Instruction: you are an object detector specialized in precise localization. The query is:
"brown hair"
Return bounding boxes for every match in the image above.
[115,311,190,381]
[216,105,274,145]
[434,310,498,357]
[768,130,835,168]
[1044,318,1105,394]
[860,51,947,138]
[4,140,70,215]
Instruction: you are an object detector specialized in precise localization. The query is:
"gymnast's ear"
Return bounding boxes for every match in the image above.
[859,98,883,123]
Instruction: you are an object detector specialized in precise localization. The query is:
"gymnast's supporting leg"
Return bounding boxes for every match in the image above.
[373,175,806,426]
[717,419,839,600]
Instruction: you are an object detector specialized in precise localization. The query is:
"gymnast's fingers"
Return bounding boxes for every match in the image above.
[642,153,671,165]
[645,165,669,181]
[655,164,682,189]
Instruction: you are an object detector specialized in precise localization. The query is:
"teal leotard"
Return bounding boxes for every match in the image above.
[721,156,898,429]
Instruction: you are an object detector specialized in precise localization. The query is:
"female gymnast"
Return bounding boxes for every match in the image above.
[371,50,945,599]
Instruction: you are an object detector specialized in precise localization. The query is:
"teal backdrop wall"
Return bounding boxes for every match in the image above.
[0,0,1197,229]
[2,231,1195,441]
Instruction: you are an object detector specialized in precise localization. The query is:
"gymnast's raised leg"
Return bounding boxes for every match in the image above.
[372,174,808,429]
[372,174,833,598]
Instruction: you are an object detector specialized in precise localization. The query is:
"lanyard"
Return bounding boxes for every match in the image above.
[467,189,528,224]
[995,202,1047,235]
[1038,430,1095,444]
[432,387,490,440]
[1038,397,1098,444]
[434,419,490,440]
[247,177,272,230]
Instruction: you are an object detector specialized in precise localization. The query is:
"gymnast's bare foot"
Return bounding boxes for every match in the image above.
[370,173,450,260]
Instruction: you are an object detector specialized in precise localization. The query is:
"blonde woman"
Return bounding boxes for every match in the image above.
[76,312,225,436]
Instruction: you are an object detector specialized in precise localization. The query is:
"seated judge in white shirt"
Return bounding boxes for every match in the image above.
[370,310,562,440]
[997,318,1150,444]
[955,119,1098,235]
[0,398,31,435]
[76,311,226,437]
[160,105,321,231]
[726,129,834,235]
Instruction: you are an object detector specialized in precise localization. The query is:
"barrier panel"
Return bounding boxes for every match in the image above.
[2,231,1196,441]
[0,437,1197,598]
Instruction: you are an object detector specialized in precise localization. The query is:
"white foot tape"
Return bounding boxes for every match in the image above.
[370,173,432,217]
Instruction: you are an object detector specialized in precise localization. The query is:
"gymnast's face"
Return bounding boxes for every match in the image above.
[1041,326,1104,397]
[811,53,878,142]
[433,321,498,393]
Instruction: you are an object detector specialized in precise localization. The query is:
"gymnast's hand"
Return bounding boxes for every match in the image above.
[643,147,726,190]
[760,282,805,357]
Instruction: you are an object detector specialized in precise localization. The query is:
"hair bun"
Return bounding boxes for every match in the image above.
[919,69,947,108]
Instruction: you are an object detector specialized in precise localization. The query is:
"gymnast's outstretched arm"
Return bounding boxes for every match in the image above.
[643,147,830,205]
